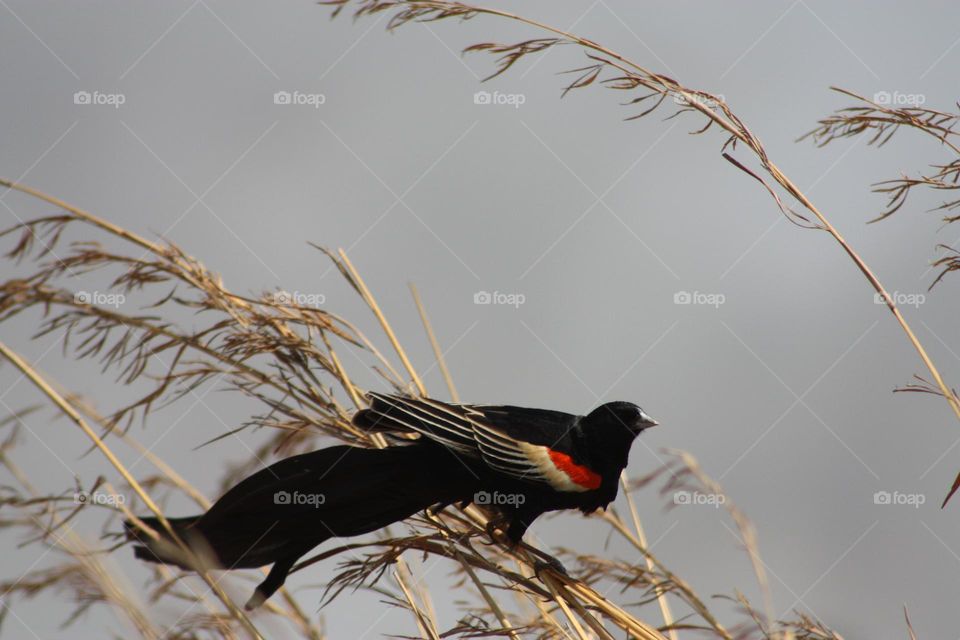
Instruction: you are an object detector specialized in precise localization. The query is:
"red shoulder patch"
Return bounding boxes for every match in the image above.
[547,450,602,490]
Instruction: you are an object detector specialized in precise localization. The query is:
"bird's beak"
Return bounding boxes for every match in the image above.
[639,411,658,428]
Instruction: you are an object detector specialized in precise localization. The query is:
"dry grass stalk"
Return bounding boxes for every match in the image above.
[409,283,460,402]
[802,88,960,500]
[619,473,678,640]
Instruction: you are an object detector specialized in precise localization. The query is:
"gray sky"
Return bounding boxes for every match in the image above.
[3,1,960,638]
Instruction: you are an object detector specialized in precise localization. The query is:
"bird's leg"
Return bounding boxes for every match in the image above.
[487,512,568,577]
[505,517,530,546]
[483,515,510,544]
[500,514,567,576]
[245,554,298,611]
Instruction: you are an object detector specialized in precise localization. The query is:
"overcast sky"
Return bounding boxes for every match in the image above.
[3,1,960,638]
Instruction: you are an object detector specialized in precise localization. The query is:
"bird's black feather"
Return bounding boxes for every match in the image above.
[125,393,656,609]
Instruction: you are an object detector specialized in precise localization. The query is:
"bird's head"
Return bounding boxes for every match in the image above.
[586,401,658,437]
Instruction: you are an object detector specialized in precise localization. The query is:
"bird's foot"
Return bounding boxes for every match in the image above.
[532,555,569,579]
[517,542,568,578]
[483,519,508,545]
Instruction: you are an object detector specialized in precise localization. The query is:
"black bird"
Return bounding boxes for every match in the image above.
[125,393,657,609]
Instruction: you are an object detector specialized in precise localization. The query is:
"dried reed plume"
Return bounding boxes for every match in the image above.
[0,1,941,638]
[802,88,960,287]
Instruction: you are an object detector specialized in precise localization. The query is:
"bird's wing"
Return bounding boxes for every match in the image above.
[359,392,478,454]
[469,404,602,492]
[359,393,601,493]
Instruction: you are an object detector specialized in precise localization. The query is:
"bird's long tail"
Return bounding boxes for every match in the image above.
[124,443,480,609]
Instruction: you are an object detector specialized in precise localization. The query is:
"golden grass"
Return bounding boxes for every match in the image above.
[4,1,946,637]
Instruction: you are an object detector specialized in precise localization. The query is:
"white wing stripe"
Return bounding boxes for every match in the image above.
[371,394,471,438]
[369,395,474,452]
